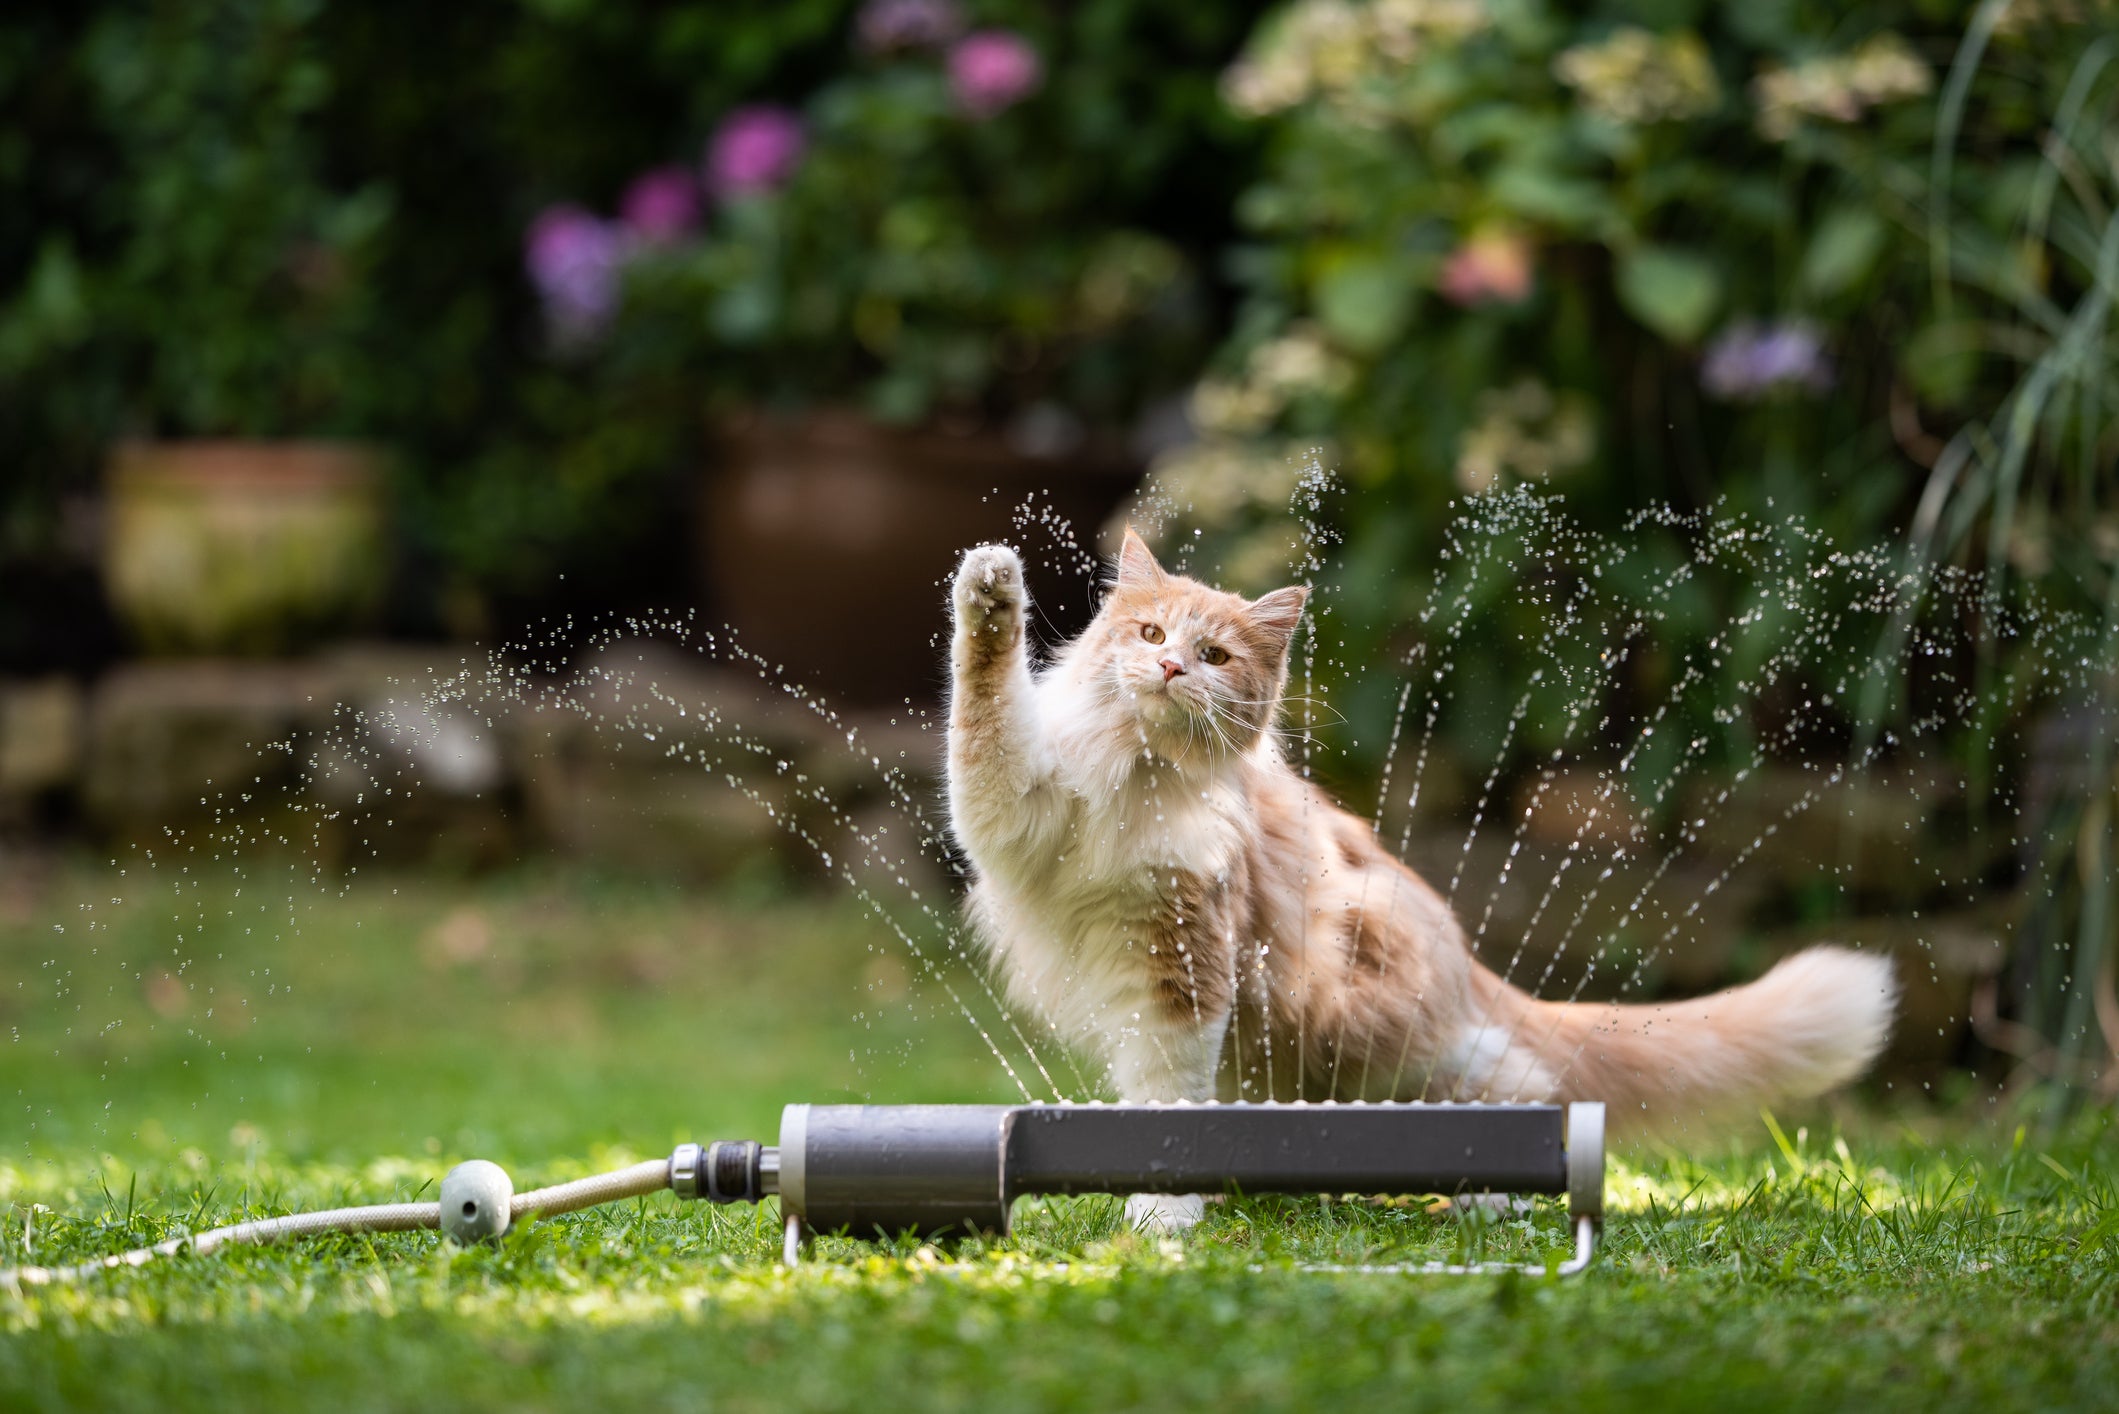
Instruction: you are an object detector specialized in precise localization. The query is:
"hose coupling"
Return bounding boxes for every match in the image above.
[670,1140,772,1204]
[669,1143,705,1200]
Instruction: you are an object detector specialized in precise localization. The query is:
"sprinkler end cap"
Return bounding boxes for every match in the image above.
[441,1159,513,1243]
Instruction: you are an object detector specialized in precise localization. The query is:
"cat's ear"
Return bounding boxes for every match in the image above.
[1247,585,1310,659]
[1116,526,1166,588]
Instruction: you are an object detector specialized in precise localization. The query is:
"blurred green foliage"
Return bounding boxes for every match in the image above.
[1170,1,2105,558]
[1148,0,2115,747]
[612,37,1219,431]
[0,0,1266,614]
[0,2,390,448]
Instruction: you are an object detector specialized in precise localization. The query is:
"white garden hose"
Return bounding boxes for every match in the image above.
[2,1157,673,1290]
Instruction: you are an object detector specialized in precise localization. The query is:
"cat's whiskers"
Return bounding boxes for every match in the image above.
[1190,694,1245,764]
[1218,694,1347,728]
[1170,710,1204,767]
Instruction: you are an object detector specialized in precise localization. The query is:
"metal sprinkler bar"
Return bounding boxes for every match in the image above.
[671,1101,1606,1274]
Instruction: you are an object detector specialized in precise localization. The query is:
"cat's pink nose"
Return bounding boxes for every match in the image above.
[1160,658,1186,682]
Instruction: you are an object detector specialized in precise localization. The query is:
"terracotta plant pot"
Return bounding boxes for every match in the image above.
[104,441,387,656]
[704,411,1141,704]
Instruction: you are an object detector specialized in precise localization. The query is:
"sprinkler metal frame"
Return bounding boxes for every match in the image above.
[674,1101,1606,1274]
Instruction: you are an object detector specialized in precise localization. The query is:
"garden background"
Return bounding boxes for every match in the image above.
[2,1,2117,1408]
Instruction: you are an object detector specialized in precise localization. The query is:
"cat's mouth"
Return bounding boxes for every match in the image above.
[1128,674,1213,735]
[1134,672,1194,706]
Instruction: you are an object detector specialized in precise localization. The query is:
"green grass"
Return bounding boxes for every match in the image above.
[3,861,2116,1411]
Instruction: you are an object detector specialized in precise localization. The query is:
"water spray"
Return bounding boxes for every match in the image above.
[2,1101,1604,1287]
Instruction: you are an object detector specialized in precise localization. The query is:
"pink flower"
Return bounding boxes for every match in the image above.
[524,204,625,343]
[705,105,807,198]
[948,30,1043,117]
[857,0,965,52]
[619,166,700,244]
[1439,230,1535,307]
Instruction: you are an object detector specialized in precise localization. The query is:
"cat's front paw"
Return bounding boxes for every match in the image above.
[1124,1192,1205,1234]
[953,544,1025,624]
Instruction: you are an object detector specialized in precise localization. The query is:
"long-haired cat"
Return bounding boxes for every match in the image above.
[945,532,1897,1228]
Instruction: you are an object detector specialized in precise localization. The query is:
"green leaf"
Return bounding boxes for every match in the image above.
[1799,208,1887,299]
[0,239,91,371]
[1490,164,1611,230]
[2080,1211,2119,1254]
[1904,321,1981,407]
[1616,246,1722,344]
[709,283,777,342]
[1313,252,1416,355]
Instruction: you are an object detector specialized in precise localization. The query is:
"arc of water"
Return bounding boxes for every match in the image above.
[1529,757,1869,1104]
[558,639,1068,1102]
[1508,533,2021,1104]
[1328,496,1537,1098]
[1449,508,1806,1102]
[1409,519,1716,1101]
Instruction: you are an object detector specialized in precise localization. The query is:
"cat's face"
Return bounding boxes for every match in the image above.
[1087,529,1308,758]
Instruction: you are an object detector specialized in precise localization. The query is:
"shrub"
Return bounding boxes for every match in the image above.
[0,2,389,524]
[1143,0,2115,760]
[522,0,1270,438]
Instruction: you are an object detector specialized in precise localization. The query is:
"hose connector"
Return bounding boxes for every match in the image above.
[708,1140,766,1202]
[669,1143,705,1200]
[669,1140,772,1203]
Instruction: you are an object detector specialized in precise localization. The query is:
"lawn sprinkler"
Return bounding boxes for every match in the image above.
[2,1101,1604,1286]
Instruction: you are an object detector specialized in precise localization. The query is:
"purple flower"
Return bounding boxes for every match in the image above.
[948,30,1042,117]
[524,204,626,343]
[706,105,807,198]
[619,166,700,244]
[1701,321,1834,401]
[857,0,964,53]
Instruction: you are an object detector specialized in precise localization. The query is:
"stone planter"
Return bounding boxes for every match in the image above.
[104,441,387,656]
[702,411,1140,704]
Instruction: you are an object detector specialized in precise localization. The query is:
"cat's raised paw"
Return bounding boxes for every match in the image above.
[954,544,1025,620]
[1124,1192,1204,1234]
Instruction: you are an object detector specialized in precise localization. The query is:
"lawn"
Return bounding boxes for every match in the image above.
[2,861,2115,1411]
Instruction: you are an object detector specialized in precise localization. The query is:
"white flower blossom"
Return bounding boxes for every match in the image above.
[1454,379,1595,494]
[1222,0,1490,118]
[1554,27,1721,125]
[1754,34,1932,141]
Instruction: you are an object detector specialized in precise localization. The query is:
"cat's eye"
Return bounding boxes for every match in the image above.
[1141,624,1165,644]
[1200,645,1229,665]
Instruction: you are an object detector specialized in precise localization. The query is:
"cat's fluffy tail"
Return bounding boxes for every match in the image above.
[1459,946,1899,1125]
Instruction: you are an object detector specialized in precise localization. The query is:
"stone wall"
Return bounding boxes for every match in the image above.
[1,643,945,884]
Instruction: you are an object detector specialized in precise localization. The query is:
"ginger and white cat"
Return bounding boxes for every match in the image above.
[945,532,1897,1228]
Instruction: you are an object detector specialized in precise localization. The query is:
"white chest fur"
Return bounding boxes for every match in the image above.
[957,688,1247,1047]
